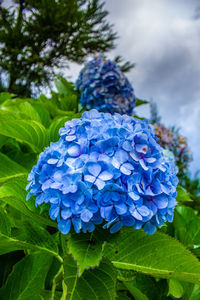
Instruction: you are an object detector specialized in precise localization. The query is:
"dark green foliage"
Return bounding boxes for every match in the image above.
[114,55,135,73]
[0,0,117,96]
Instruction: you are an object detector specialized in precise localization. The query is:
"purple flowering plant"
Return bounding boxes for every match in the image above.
[76,57,136,115]
[27,109,178,235]
[154,123,192,177]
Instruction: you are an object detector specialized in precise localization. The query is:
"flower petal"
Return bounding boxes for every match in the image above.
[115,203,127,215]
[98,171,113,181]
[143,222,156,235]
[84,175,96,183]
[137,206,150,217]
[58,219,71,234]
[67,144,80,157]
[47,158,58,165]
[95,178,105,190]
[81,209,93,222]
[110,221,123,233]
[61,209,72,220]
[88,163,101,177]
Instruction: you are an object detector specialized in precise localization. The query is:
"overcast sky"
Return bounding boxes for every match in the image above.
[67,0,200,176]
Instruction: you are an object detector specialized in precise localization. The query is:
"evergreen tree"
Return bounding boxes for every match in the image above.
[150,100,161,124]
[0,0,117,96]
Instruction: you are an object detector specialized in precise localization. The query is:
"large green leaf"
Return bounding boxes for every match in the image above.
[0,153,27,182]
[0,114,48,152]
[1,96,51,127]
[0,92,15,104]
[68,230,106,275]
[64,255,116,300]
[1,100,42,122]
[0,178,57,228]
[31,103,51,128]
[104,228,200,284]
[0,252,52,300]
[0,209,59,258]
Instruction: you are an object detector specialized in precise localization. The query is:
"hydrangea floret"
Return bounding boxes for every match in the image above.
[76,57,136,115]
[26,110,178,235]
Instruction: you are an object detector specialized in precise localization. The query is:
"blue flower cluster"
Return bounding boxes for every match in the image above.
[26,110,178,235]
[76,57,136,115]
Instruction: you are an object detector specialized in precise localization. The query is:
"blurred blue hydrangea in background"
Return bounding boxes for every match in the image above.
[76,57,136,115]
[26,109,178,235]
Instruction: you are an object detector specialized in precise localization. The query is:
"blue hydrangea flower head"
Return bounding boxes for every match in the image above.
[26,110,178,235]
[76,57,136,115]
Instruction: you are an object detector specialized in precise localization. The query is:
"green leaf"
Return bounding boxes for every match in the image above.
[2,100,42,123]
[0,211,59,258]
[18,102,42,122]
[168,279,184,298]
[0,92,15,104]
[31,103,51,128]
[0,153,27,182]
[0,178,57,228]
[55,77,75,96]
[0,251,25,288]
[0,252,52,300]
[0,207,11,236]
[104,228,200,284]
[173,207,200,247]
[176,186,192,203]
[189,284,200,300]
[0,134,8,148]
[0,114,48,152]
[135,98,148,107]
[123,282,149,300]
[54,76,78,111]
[68,230,105,275]
[173,209,194,248]
[64,255,116,300]
[188,219,200,246]
[176,206,197,220]
[63,254,78,300]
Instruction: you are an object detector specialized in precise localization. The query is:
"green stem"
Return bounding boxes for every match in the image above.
[61,280,68,300]
[55,254,64,264]
[51,265,64,300]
